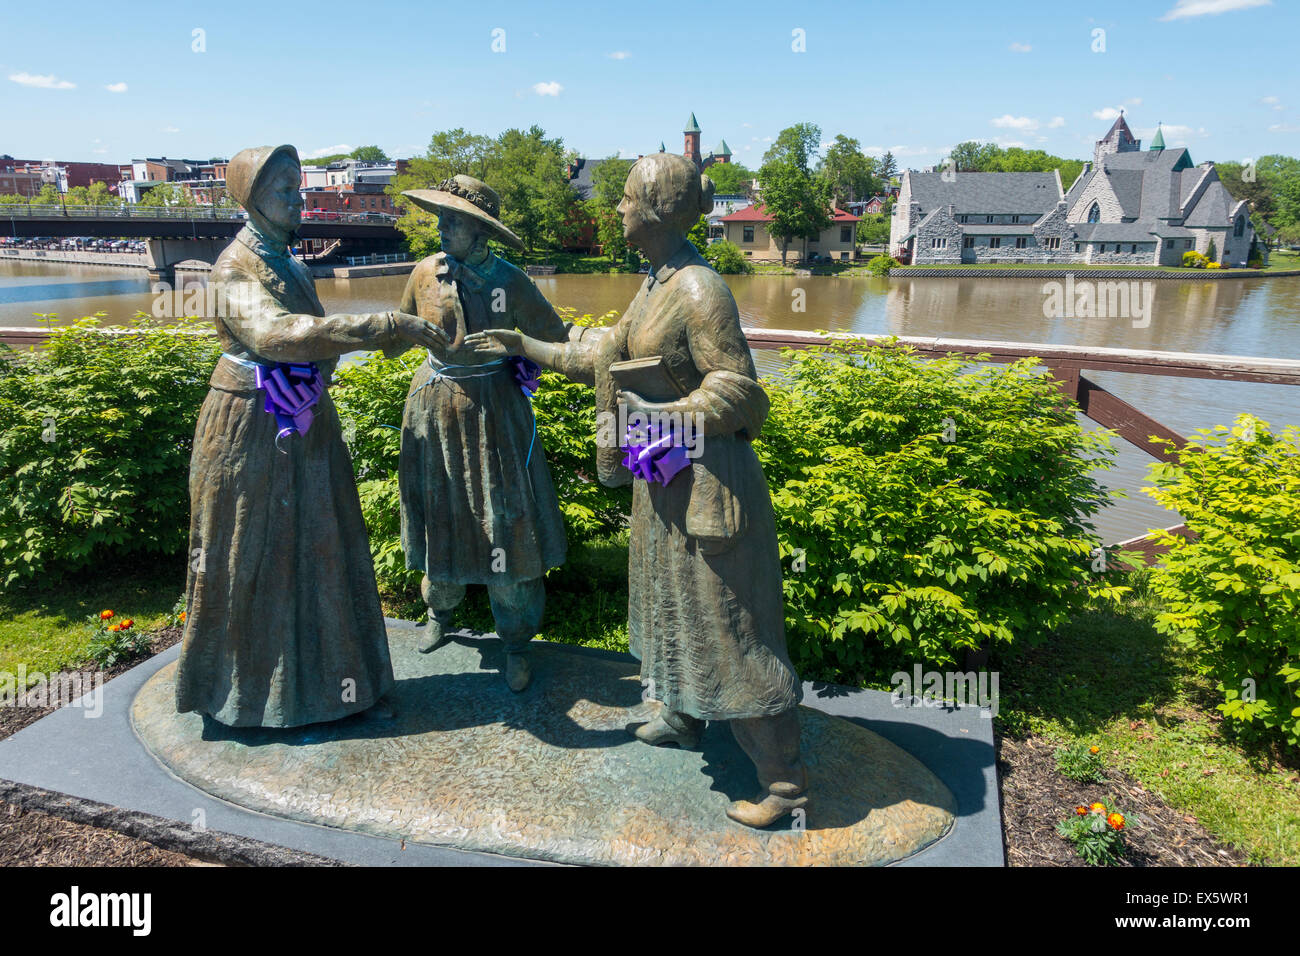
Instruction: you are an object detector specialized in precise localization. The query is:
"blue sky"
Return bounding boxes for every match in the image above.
[2,0,1296,170]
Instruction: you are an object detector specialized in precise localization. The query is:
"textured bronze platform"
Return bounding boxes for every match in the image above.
[131,627,956,866]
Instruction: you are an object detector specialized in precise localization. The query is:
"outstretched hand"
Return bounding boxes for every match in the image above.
[463,328,522,358]
[394,312,451,355]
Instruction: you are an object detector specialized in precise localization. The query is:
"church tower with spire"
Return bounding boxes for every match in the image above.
[683,113,702,168]
[1094,111,1141,165]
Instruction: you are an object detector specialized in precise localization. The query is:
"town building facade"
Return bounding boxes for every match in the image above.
[720,203,859,261]
[890,116,1257,267]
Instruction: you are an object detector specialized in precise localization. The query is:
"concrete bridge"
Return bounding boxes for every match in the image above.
[2,204,403,280]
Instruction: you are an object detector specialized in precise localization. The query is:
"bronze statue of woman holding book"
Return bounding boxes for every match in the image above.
[466,153,809,827]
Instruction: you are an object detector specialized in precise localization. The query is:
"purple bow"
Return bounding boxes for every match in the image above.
[254,362,325,446]
[622,421,691,486]
[507,355,542,396]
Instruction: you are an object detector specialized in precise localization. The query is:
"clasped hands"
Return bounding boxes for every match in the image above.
[463,329,659,414]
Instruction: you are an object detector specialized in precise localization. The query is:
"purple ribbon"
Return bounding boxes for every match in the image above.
[507,355,542,396]
[622,421,691,486]
[253,362,325,447]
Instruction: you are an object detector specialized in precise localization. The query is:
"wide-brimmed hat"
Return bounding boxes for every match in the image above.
[227,144,299,210]
[402,175,524,250]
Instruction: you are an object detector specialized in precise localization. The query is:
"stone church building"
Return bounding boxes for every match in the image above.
[891,115,1257,267]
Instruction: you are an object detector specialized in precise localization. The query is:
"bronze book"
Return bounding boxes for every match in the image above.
[608,356,688,404]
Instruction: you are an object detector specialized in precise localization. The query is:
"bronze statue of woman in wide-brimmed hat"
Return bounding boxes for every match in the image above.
[393,176,573,692]
[174,144,445,728]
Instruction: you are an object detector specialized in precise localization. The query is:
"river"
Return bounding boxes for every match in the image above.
[3,258,1297,544]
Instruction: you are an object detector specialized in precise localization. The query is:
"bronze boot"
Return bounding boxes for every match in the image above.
[727,709,809,828]
[505,652,532,692]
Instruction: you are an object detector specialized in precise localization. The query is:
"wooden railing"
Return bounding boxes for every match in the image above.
[5,323,1298,560]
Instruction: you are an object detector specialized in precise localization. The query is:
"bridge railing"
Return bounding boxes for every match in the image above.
[343,252,409,266]
[1,204,397,226]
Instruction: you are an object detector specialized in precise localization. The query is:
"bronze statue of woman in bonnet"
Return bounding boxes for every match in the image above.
[468,153,809,827]
[174,144,444,728]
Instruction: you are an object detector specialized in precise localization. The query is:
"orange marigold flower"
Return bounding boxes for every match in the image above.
[100,610,114,620]
[1089,745,1100,754]
[122,619,133,629]
[179,611,186,622]
[1090,802,1106,813]
[1075,805,1088,816]
[108,624,121,632]
[1108,812,1125,831]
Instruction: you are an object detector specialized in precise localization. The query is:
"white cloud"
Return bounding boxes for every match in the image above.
[1093,106,1123,121]
[1159,0,1268,19]
[1126,97,1143,106]
[1269,122,1300,133]
[1160,0,1270,19]
[606,51,630,60]
[1262,95,1279,103]
[991,114,1040,131]
[1047,116,1066,128]
[994,139,1027,148]
[104,82,127,93]
[92,148,108,154]
[309,143,352,158]
[9,72,75,90]
[1009,42,1031,53]
[162,126,180,134]
[532,81,563,96]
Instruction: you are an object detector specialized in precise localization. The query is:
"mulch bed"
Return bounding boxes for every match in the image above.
[1,625,212,867]
[998,732,1250,866]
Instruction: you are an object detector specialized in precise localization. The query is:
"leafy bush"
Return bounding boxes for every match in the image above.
[1054,742,1107,783]
[1182,250,1209,268]
[1143,417,1300,749]
[1206,261,1222,270]
[753,340,1129,679]
[703,240,752,275]
[866,254,899,276]
[1248,257,1264,269]
[331,309,632,598]
[0,317,220,585]
[1057,801,1128,865]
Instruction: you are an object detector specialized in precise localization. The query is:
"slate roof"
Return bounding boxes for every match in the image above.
[568,158,605,200]
[1072,222,1163,242]
[904,171,1062,215]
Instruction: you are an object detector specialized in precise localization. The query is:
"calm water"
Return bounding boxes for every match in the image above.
[4,259,1297,543]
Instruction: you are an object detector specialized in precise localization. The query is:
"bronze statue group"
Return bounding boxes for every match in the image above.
[174,144,808,829]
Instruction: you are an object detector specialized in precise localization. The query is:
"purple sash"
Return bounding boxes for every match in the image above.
[622,420,690,486]
[253,362,325,445]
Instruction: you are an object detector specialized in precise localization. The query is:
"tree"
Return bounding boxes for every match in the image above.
[588,157,633,261]
[388,127,495,257]
[818,135,878,205]
[350,145,389,162]
[877,151,898,183]
[487,125,576,252]
[940,141,1085,187]
[946,141,998,172]
[758,124,833,265]
[704,240,751,274]
[137,183,195,208]
[705,161,755,196]
[688,214,710,254]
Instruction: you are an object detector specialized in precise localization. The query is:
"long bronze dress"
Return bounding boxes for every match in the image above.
[556,241,800,720]
[174,225,405,727]
[397,252,569,586]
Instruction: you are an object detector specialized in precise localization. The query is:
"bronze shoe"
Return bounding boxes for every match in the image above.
[726,791,809,828]
[632,711,701,749]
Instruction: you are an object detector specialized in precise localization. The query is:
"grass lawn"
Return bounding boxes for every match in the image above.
[996,578,1300,866]
[0,555,185,681]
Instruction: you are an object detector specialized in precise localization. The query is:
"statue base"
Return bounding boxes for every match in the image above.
[130,625,956,866]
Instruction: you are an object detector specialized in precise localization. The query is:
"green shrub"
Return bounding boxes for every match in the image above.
[703,240,752,275]
[331,310,632,598]
[1143,416,1300,749]
[0,317,220,585]
[753,340,1130,679]
[1248,257,1264,269]
[866,254,899,277]
[1182,250,1208,268]
[85,611,150,668]
[1054,742,1107,783]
